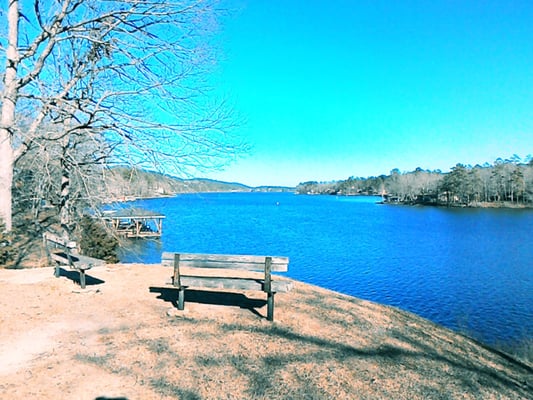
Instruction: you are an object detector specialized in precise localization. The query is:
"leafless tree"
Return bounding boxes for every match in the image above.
[1,0,244,232]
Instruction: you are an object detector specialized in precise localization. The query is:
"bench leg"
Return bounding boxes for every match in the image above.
[79,270,86,289]
[54,264,61,278]
[178,288,185,310]
[267,292,275,321]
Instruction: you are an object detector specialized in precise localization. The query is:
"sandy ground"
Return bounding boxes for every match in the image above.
[0,263,531,399]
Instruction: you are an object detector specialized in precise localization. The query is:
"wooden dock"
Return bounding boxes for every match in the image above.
[104,208,165,238]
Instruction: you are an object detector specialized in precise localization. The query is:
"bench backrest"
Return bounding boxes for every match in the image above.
[161,252,289,272]
[43,232,77,249]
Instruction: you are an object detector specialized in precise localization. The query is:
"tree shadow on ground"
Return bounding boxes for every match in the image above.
[217,322,532,398]
[149,287,267,319]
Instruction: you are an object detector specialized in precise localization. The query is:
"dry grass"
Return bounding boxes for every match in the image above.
[0,264,531,399]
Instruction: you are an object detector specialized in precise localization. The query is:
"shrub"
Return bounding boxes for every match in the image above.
[79,216,119,263]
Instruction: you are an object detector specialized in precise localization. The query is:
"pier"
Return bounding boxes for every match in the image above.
[104,208,165,238]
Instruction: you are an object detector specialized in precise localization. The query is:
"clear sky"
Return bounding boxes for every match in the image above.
[202,0,532,187]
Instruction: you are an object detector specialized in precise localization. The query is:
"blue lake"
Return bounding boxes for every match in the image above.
[118,192,533,348]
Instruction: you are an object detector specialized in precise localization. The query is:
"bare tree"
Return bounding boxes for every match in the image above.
[1,0,244,232]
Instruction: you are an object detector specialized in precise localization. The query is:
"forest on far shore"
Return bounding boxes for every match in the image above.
[296,155,533,207]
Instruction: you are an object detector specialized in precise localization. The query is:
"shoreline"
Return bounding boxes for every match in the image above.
[106,191,533,210]
[378,199,533,209]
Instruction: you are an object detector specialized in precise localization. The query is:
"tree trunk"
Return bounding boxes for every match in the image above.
[0,0,20,232]
[0,136,14,232]
[59,139,71,236]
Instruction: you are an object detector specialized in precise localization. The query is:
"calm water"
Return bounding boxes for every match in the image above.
[118,192,533,347]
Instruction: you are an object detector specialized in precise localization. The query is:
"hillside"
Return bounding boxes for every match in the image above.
[0,264,530,399]
[104,168,293,200]
[104,168,251,199]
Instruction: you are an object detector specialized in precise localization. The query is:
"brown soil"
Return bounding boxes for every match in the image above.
[0,264,531,399]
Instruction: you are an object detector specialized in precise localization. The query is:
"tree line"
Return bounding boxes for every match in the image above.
[296,155,533,207]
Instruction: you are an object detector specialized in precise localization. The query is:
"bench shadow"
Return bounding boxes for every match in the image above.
[149,287,267,319]
[59,269,105,286]
[94,397,128,400]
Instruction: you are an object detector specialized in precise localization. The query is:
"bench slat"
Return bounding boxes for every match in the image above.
[43,232,77,248]
[161,252,288,272]
[177,276,293,293]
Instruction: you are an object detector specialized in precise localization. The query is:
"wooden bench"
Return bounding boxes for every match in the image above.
[161,252,292,321]
[43,232,105,289]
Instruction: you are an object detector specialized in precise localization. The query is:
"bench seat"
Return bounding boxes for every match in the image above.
[49,252,102,271]
[170,268,293,292]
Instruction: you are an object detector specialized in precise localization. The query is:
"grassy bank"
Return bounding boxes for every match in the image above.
[0,264,531,399]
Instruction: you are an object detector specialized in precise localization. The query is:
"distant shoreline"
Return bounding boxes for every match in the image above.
[109,191,533,210]
[378,199,533,209]
[107,187,296,204]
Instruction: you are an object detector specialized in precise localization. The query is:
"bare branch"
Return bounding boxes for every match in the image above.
[2,0,246,231]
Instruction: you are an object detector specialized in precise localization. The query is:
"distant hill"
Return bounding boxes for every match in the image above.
[104,167,292,200]
[252,185,294,193]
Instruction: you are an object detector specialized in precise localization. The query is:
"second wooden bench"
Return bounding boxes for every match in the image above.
[43,232,105,289]
[161,252,292,321]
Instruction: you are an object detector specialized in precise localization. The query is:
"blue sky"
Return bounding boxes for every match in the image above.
[202,0,532,187]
